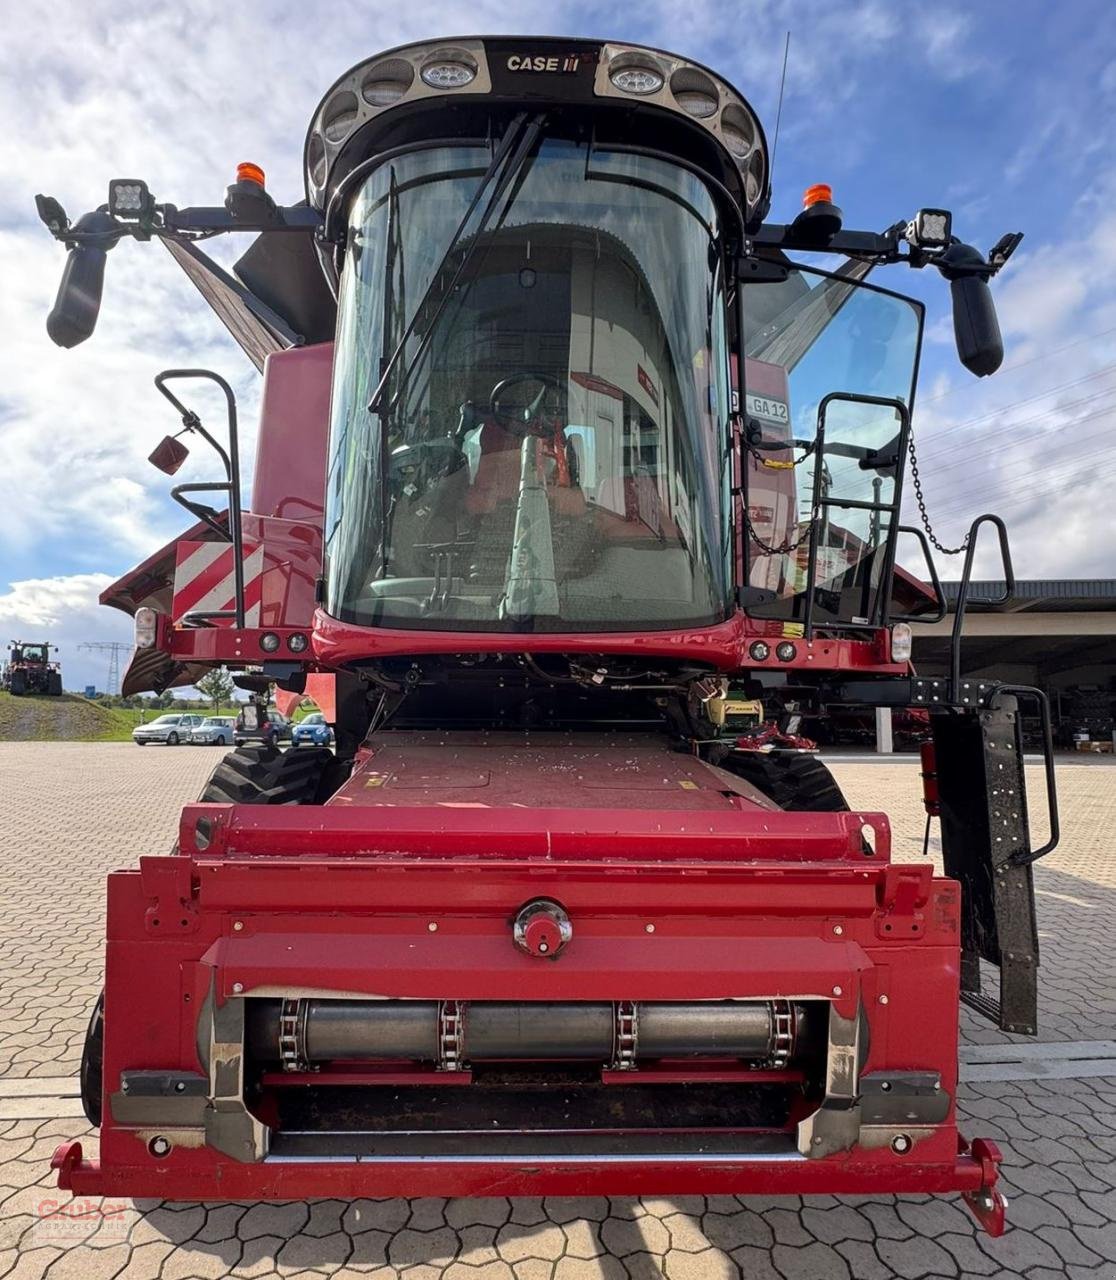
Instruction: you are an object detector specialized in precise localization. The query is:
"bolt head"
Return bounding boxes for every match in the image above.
[832,986,843,997]
[878,994,889,1005]
[833,924,844,936]
[645,923,656,934]
[232,982,243,994]
[233,920,244,932]
[891,1133,912,1154]
[149,1136,171,1157]
[428,922,438,932]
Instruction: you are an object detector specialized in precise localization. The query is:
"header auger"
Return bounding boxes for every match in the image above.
[41,36,1051,1234]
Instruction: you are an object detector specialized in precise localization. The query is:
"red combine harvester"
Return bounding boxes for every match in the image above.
[38,37,1059,1231]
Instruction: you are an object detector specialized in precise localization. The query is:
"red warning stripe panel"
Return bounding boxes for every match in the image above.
[172,541,262,626]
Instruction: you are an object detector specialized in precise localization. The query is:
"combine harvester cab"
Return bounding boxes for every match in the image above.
[40,37,1059,1232]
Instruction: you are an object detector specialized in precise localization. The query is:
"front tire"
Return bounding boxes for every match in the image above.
[215,735,226,746]
[198,743,336,805]
[80,992,104,1126]
[718,751,849,812]
[166,731,179,746]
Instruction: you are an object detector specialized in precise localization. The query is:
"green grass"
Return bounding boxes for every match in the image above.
[0,693,242,743]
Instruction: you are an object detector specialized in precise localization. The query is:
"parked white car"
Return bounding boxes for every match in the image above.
[132,713,206,746]
[189,716,237,746]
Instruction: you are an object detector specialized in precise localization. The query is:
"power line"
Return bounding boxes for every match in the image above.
[927,448,1116,522]
[914,396,1116,482]
[79,641,131,696]
[920,324,1116,405]
[913,363,1116,446]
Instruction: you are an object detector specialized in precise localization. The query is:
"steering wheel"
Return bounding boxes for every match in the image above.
[489,372,565,435]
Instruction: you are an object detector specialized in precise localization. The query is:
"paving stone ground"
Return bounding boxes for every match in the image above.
[0,742,1113,1279]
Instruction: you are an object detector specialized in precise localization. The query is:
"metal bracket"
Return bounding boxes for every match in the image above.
[875,865,930,940]
[960,1137,1008,1236]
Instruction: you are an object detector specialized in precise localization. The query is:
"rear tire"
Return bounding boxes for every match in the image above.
[80,992,104,1126]
[719,751,849,812]
[9,671,26,696]
[167,731,179,746]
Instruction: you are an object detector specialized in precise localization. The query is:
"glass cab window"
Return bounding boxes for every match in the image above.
[740,268,922,628]
[324,140,733,633]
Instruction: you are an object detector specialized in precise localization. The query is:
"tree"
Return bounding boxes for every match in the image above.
[195,667,235,713]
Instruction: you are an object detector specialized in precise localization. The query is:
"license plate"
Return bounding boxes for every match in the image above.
[746,393,790,425]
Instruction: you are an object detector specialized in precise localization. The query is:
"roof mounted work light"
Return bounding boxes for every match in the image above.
[108,179,154,220]
[906,208,952,250]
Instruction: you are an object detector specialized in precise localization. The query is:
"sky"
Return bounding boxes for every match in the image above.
[1,0,1114,693]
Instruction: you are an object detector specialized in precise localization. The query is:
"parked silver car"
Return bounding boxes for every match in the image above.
[132,713,205,746]
[189,715,237,746]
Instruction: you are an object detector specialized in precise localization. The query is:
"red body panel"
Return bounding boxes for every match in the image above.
[55,726,1004,1210]
[251,344,332,523]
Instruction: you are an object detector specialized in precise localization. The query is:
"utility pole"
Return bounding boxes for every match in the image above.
[79,641,131,696]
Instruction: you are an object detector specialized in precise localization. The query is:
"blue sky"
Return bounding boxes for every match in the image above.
[1,0,1114,691]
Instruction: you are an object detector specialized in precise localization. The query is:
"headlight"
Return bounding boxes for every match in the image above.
[610,62,665,95]
[420,55,477,89]
[134,606,158,649]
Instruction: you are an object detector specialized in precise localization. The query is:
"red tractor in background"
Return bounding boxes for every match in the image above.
[2,641,63,696]
[38,36,1059,1233]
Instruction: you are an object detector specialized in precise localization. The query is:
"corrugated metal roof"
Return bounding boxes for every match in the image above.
[940,580,1116,611]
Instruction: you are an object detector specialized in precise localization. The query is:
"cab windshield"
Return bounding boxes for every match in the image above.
[324,140,732,632]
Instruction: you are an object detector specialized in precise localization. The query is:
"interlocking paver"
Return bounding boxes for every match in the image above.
[1,743,1114,1277]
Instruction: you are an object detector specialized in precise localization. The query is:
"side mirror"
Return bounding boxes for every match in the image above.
[951,275,1004,377]
[148,435,190,475]
[940,243,1004,378]
[45,211,117,348]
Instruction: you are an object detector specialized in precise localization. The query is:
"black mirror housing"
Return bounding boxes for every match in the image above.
[45,210,118,348]
[938,242,1004,378]
[951,275,1004,377]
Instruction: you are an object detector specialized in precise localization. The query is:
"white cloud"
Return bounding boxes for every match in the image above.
[0,573,114,629]
[0,572,133,691]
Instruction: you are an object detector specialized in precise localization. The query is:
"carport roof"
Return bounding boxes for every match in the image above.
[942,579,1116,612]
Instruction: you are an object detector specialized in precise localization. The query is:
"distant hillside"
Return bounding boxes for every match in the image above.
[0,692,138,742]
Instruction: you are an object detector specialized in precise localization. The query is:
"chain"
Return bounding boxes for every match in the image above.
[907,433,970,555]
[743,508,814,558]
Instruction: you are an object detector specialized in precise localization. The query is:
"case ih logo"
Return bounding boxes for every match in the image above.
[506,53,581,73]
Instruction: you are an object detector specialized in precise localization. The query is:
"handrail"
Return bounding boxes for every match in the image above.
[994,684,1060,866]
[154,369,245,629]
[889,525,946,624]
[950,514,1014,696]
